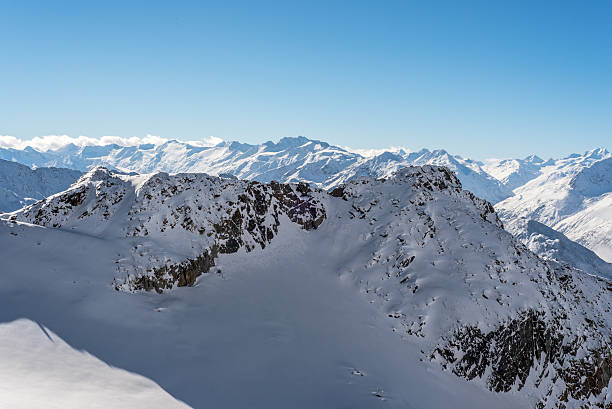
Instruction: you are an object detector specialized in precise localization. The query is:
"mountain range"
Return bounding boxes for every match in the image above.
[2,165,612,408]
[0,136,511,203]
[496,148,612,263]
[1,136,610,269]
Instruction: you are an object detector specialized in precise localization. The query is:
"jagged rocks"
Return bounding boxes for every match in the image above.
[433,310,564,392]
[433,309,612,408]
[120,175,325,291]
[126,247,218,293]
[7,167,328,293]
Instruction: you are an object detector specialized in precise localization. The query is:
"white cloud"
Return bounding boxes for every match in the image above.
[184,136,224,147]
[0,135,22,150]
[0,134,224,152]
[204,136,224,146]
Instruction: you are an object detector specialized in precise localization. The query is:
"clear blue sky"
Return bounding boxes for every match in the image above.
[1,0,610,159]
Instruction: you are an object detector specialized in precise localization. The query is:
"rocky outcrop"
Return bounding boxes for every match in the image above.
[8,167,127,227]
[119,175,326,292]
[433,294,612,407]
[125,247,218,293]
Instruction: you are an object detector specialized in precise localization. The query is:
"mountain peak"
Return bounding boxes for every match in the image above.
[585,147,610,159]
[524,154,544,163]
[78,166,116,183]
[263,136,328,150]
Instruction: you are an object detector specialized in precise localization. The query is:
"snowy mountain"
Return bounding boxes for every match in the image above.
[2,166,612,408]
[482,154,553,192]
[0,159,82,212]
[511,219,612,279]
[496,148,612,262]
[0,136,510,203]
[1,136,610,268]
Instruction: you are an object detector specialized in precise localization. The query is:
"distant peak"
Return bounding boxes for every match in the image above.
[431,148,449,155]
[77,166,115,183]
[524,154,544,163]
[52,143,80,152]
[373,151,403,161]
[413,148,432,156]
[280,135,310,144]
[263,136,329,151]
[585,147,610,158]
[226,141,257,152]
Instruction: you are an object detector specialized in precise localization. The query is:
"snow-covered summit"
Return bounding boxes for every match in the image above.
[511,218,612,279]
[482,154,551,192]
[3,164,612,408]
[1,136,611,269]
[0,136,509,203]
[497,149,612,262]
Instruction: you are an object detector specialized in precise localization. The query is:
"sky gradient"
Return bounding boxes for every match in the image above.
[1,0,610,159]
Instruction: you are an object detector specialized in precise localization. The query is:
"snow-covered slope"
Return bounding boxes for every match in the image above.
[1,136,610,272]
[0,319,188,409]
[482,155,553,192]
[0,136,510,203]
[511,219,612,279]
[496,148,612,262]
[0,159,82,212]
[340,148,510,203]
[2,166,612,408]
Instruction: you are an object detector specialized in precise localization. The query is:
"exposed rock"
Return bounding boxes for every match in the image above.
[433,304,612,407]
[126,247,218,293]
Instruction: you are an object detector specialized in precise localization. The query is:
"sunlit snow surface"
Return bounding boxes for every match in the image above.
[0,219,524,408]
[1,138,610,267]
[496,148,612,262]
[0,167,534,408]
[0,319,189,409]
[1,159,611,408]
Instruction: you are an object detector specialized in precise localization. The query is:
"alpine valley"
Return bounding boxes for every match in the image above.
[1,136,611,408]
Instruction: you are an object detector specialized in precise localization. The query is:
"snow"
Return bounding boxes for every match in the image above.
[0,136,510,203]
[482,155,549,192]
[497,150,612,262]
[2,165,611,407]
[0,159,81,212]
[0,319,189,409]
[1,136,610,275]
[512,218,612,279]
[0,210,523,409]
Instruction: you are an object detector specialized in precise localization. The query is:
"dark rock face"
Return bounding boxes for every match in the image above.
[210,180,326,254]
[433,309,612,408]
[329,186,346,199]
[126,247,218,293]
[465,191,504,229]
[434,310,564,391]
[409,165,460,192]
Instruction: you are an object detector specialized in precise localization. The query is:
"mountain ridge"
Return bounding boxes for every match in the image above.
[1,136,610,266]
[2,165,612,408]
[0,159,82,212]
